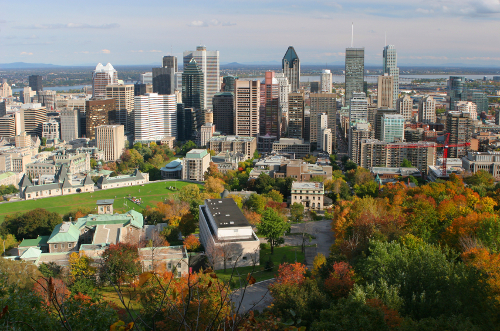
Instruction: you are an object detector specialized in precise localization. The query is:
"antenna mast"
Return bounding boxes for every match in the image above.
[385,31,387,46]
[351,22,354,47]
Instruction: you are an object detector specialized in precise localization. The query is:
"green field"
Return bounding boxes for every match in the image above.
[215,245,305,288]
[0,181,202,223]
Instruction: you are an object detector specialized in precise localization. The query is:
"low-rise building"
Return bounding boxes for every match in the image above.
[271,138,310,157]
[199,198,260,270]
[211,151,246,173]
[96,169,149,189]
[19,165,95,200]
[462,151,500,180]
[181,149,210,182]
[207,135,257,160]
[291,182,324,210]
[25,150,90,178]
[160,159,182,179]
[251,155,332,181]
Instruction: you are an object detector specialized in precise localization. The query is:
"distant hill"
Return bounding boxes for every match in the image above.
[0,62,62,69]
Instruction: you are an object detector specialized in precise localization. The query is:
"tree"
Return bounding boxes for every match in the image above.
[264,189,284,203]
[204,176,225,196]
[183,234,201,251]
[204,162,221,180]
[68,251,95,282]
[312,253,326,277]
[1,208,62,240]
[274,262,307,285]
[244,193,268,214]
[180,140,197,155]
[324,261,355,299]
[100,243,141,284]
[41,137,47,146]
[401,159,413,167]
[0,184,19,195]
[290,202,304,223]
[38,262,62,278]
[345,160,358,171]
[257,208,290,254]
[178,184,201,202]
[464,170,495,187]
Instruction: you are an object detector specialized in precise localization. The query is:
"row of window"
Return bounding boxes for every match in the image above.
[53,243,73,249]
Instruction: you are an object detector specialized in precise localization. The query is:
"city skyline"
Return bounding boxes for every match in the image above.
[2,0,500,66]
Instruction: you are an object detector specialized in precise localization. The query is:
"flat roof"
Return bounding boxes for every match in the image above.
[292,182,324,190]
[96,199,115,205]
[204,199,250,228]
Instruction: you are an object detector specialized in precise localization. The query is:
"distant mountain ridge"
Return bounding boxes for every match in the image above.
[0,62,63,69]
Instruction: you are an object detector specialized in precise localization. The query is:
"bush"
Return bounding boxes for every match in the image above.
[260,242,271,250]
[265,256,275,271]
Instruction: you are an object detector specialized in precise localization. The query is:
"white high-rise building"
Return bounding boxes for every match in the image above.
[383,45,399,109]
[275,73,291,133]
[455,101,478,120]
[183,46,220,112]
[381,114,404,143]
[397,95,413,121]
[418,96,436,124]
[321,69,332,93]
[134,93,177,141]
[349,92,368,124]
[235,80,260,137]
[317,113,328,143]
[92,63,118,100]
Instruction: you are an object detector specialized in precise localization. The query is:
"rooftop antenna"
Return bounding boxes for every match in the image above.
[351,22,354,47]
[385,31,387,46]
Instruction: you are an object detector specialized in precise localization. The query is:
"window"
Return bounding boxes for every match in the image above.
[242,256,248,261]
[54,244,58,249]
[168,262,172,269]
[177,263,181,268]
[177,271,181,277]
[68,243,72,248]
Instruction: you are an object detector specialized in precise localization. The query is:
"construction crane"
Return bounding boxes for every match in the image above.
[383,133,470,177]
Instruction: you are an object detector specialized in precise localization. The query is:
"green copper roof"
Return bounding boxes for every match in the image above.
[20,247,42,259]
[19,235,50,247]
[47,222,79,243]
[185,149,209,159]
[74,209,143,230]
[283,46,299,68]
[0,172,15,180]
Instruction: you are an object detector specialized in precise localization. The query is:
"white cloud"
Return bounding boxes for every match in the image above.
[188,20,208,27]
[188,19,236,27]
[101,49,111,54]
[16,23,119,29]
[20,52,33,56]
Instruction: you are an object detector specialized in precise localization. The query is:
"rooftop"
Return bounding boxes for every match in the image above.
[209,135,255,142]
[292,182,324,190]
[185,149,209,159]
[204,198,251,228]
[96,199,115,205]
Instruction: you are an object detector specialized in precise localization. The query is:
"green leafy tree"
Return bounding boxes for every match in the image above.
[244,193,268,214]
[353,180,379,198]
[401,158,413,167]
[178,184,202,202]
[38,262,62,278]
[100,243,141,284]
[464,170,495,186]
[0,185,19,195]
[90,158,97,169]
[257,208,290,254]
[264,189,284,203]
[180,140,197,155]
[1,208,62,240]
[345,160,358,171]
[290,203,305,223]
[41,137,47,146]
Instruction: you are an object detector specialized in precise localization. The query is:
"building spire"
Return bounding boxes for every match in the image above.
[351,22,354,47]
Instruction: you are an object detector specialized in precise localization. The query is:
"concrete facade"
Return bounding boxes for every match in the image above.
[291,182,324,210]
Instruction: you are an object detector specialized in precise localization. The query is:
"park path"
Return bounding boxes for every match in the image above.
[233,220,334,313]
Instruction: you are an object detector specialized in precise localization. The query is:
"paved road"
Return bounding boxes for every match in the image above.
[231,279,274,314]
[233,220,335,313]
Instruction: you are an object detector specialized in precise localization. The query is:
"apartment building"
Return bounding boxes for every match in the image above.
[207,135,257,160]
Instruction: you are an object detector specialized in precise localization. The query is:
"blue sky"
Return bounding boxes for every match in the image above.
[1,0,500,66]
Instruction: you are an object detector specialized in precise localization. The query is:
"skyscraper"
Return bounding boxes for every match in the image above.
[349,92,368,124]
[92,63,118,100]
[397,95,413,121]
[134,93,177,141]
[213,92,234,135]
[183,46,220,111]
[276,73,291,136]
[446,111,472,158]
[96,125,125,161]
[345,48,364,107]
[260,72,281,138]
[162,56,178,72]
[381,114,404,143]
[310,93,337,147]
[382,45,399,108]
[418,96,436,124]
[222,76,237,93]
[28,75,43,93]
[60,107,80,141]
[377,74,394,108]
[448,76,466,109]
[152,67,176,95]
[288,92,305,139]
[86,99,116,140]
[182,58,205,129]
[105,84,134,133]
[235,80,260,137]
[321,69,332,93]
[282,46,300,92]
[20,104,47,138]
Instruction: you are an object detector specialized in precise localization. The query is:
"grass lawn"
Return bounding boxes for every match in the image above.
[215,245,305,289]
[0,181,202,223]
[100,286,143,318]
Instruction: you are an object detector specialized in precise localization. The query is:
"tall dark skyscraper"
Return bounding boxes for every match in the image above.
[282,46,300,92]
[213,92,234,135]
[152,67,175,95]
[176,103,197,142]
[162,56,178,72]
[134,83,146,96]
[448,76,466,109]
[28,75,43,93]
[182,58,205,129]
[222,76,237,92]
[345,48,364,106]
[260,72,281,138]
